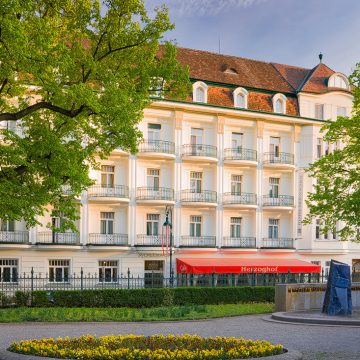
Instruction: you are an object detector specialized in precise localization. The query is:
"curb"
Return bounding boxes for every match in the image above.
[0,349,303,360]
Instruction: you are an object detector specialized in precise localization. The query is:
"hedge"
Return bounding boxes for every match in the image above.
[12,286,274,308]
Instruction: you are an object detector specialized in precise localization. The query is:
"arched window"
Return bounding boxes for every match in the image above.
[272,93,287,114]
[193,81,208,103]
[233,87,248,109]
[328,73,350,90]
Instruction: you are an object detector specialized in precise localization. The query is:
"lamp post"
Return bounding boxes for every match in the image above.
[163,205,173,286]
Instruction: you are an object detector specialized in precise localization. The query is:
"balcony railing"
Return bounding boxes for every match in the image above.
[36,232,79,245]
[262,238,295,249]
[222,192,257,205]
[181,190,217,203]
[222,237,256,248]
[88,233,128,246]
[0,231,29,244]
[135,235,162,247]
[223,148,257,161]
[181,144,217,158]
[138,140,175,154]
[180,236,216,248]
[262,195,294,207]
[87,185,129,198]
[263,152,294,165]
[136,187,174,201]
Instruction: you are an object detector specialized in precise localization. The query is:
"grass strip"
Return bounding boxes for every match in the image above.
[0,303,273,322]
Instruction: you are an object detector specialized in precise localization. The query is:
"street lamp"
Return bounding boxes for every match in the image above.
[163,205,173,286]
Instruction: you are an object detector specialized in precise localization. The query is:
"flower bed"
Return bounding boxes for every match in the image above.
[9,334,283,359]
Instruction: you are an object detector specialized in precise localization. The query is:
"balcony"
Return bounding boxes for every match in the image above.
[87,184,129,203]
[138,140,175,159]
[222,192,257,208]
[263,152,294,167]
[261,238,295,249]
[0,231,29,244]
[136,187,174,204]
[36,232,79,245]
[181,190,217,207]
[180,236,216,248]
[181,144,217,162]
[222,237,256,248]
[262,195,294,208]
[135,235,162,247]
[223,148,257,165]
[88,233,128,246]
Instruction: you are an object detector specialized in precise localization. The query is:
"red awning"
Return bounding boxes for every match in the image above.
[176,258,321,274]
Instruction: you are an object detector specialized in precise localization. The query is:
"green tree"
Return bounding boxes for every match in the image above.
[304,64,360,241]
[0,0,189,229]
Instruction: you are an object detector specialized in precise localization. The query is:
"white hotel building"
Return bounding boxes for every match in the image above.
[0,48,359,284]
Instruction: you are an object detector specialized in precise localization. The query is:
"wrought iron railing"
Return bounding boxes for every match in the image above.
[181,190,217,203]
[223,148,257,161]
[0,231,29,244]
[135,235,162,247]
[88,233,128,246]
[138,140,175,154]
[222,237,256,248]
[36,232,79,245]
[263,152,294,165]
[136,187,174,201]
[222,192,257,205]
[87,184,129,198]
[262,195,294,207]
[262,238,295,249]
[180,236,216,247]
[181,144,217,158]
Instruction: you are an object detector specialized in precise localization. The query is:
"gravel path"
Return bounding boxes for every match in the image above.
[0,315,359,359]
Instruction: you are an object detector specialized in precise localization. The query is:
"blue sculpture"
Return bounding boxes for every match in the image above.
[322,260,352,316]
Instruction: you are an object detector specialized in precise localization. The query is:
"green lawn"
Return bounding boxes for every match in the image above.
[0,303,273,322]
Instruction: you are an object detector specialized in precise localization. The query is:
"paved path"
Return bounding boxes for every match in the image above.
[0,316,359,359]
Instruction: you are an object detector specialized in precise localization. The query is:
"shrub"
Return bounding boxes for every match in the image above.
[0,292,13,307]
[22,286,274,308]
[15,291,31,306]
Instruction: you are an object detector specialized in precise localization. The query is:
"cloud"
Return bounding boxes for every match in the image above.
[152,0,268,17]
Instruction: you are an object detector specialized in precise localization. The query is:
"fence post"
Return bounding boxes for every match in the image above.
[127,268,130,289]
[211,273,215,287]
[30,267,34,306]
[80,268,83,291]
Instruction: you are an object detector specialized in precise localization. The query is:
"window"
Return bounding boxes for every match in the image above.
[146,214,159,236]
[272,94,286,114]
[0,219,15,232]
[190,128,203,145]
[233,87,248,108]
[190,171,202,193]
[270,137,280,157]
[190,215,202,237]
[144,260,164,288]
[193,81,208,103]
[101,165,114,188]
[337,107,347,117]
[268,219,279,239]
[316,138,322,158]
[147,168,160,190]
[324,141,329,156]
[230,217,241,238]
[101,212,114,235]
[328,73,349,90]
[232,132,243,151]
[98,260,118,283]
[231,175,242,195]
[49,259,70,283]
[315,219,321,239]
[269,178,279,198]
[0,259,18,282]
[51,214,66,230]
[148,123,161,141]
[315,104,324,120]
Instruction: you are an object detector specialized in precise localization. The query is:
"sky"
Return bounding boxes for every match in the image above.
[147,0,360,75]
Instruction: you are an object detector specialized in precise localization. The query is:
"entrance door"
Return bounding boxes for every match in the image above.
[144,260,164,288]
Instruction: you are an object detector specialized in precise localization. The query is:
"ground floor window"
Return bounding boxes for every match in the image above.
[0,259,18,282]
[49,259,70,283]
[98,260,118,282]
[144,260,164,288]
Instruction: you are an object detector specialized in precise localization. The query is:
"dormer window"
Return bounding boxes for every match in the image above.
[328,73,350,90]
[233,87,248,109]
[272,93,287,114]
[193,81,208,103]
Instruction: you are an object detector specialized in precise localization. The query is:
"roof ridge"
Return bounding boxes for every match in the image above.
[296,64,319,92]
